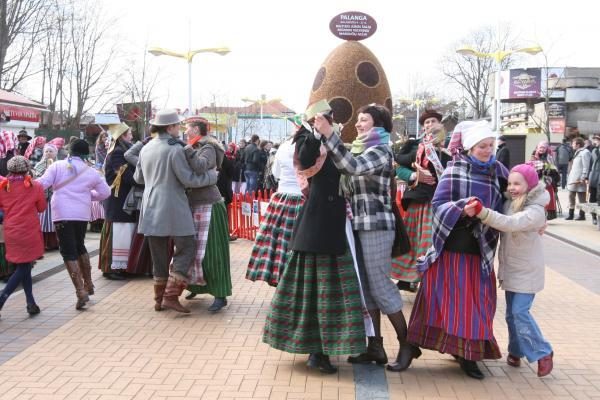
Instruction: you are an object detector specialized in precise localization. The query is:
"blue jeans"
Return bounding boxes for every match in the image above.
[558,164,568,189]
[0,263,36,308]
[505,291,552,362]
[244,170,259,194]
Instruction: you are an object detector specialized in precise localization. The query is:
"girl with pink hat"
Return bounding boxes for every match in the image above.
[465,163,554,377]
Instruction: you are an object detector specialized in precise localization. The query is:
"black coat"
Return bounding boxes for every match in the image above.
[496,144,510,168]
[217,156,235,205]
[289,129,346,255]
[104,142,136,222]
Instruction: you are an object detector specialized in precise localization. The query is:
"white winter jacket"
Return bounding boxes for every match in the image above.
[477,182,549,294]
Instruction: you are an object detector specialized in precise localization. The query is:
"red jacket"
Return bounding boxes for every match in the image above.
[0,177,46,263]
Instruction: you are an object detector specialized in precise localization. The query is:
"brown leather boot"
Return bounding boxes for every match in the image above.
[161,276,190,313]
[77,253,94,295]
[348,336,388,364]
[64,260,89,310]
[153,280,167,311]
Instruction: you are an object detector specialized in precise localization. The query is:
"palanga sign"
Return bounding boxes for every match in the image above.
[329,11,377,41]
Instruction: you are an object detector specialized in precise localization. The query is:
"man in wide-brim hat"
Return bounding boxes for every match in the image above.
[134,109,218,314]
[16,130,32,156]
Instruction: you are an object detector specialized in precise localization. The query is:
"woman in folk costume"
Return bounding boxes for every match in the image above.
[393,110,452,292]
[122,134,154,276]
[246,130,304,286]
[317,104,414,372]
[181,118,232,313]
[24,136,46,165]
[530,141,560,220]
[216,143,237,241]
[98,123,136,281]
[406,120,508,380]
[33,143,60,250]
[263,100,370,374]
[37,139,111,310]
[0,156,46,319]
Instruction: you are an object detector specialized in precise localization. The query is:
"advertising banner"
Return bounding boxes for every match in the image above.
[547,102,566,119]
[0,104,40,122]
[509,68,542,99]
[549,119,566,134]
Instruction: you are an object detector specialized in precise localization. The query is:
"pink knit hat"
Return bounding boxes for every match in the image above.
[510,163,539,189]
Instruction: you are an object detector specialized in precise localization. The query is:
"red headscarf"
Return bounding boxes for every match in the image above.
[24,136,46,159]
[226,142,237,160]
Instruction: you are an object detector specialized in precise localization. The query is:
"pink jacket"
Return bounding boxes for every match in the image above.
[36,157,110,222]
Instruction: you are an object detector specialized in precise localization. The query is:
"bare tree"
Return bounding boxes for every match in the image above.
[65,0,116,128]
[440,25,519,119]
[0,0,49,90]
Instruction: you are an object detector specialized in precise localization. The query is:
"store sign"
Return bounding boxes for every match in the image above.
[509,68,541,99]
[547,102,566,119]
[0,104,41,122]
[549,118,566,134]
[329,11,377,41]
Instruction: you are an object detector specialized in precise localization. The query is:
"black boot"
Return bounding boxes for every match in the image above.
[348,336,388,364]
[592,213,597,225]
[565,209,574,220]
[387,343,422,372]
[208,297,227,312]
[575,210,586,221]
[307,353,337,374]
[458,357,484,379]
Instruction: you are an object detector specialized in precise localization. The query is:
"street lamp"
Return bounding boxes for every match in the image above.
[148,46,230,116]
[456,45,542,131]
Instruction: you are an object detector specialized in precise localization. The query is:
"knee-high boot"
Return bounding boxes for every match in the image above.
[348,309,388,364]
[77,253,94,295]
[64,260,89,310]
[153,278,167,311]
[161,275,190,313]
[386,310,421,372]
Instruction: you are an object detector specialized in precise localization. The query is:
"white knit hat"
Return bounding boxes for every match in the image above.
[458,120,496,150]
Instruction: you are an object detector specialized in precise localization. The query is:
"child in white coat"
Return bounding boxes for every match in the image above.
[464,163,554,377]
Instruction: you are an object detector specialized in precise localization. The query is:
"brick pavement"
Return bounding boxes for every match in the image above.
[0,234,599,399]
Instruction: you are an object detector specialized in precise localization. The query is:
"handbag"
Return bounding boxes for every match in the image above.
[390,174,411,257]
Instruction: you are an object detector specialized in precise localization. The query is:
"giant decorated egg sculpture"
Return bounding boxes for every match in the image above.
[308,40,392,143]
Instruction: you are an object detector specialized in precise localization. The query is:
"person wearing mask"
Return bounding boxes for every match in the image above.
[565,137,591,221]
[134,109,217,313]
[243,134,261,193]
[37,139,111,310]
[496,135,510,168]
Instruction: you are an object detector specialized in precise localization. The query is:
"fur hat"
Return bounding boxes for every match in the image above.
[7,155,30,174]
[70,139,89,156]
[419,109,442,126]
[511,163,539,189]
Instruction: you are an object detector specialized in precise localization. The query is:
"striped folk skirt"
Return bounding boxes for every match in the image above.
[90,201,105,221]
[187,202,232,297]
[262,247,367,356]
[246,192,304,286]
[126,233,152,275]
[407,251,501,361]
[39,194,59,250]
[391,202,432,283]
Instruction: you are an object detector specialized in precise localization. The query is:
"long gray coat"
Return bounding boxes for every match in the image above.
[567,147,591,193]
[134,133,217,236]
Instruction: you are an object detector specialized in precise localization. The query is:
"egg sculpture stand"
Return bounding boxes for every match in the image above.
[309,11,392,143]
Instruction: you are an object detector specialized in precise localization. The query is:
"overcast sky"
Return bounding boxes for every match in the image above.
[102,0,600,113]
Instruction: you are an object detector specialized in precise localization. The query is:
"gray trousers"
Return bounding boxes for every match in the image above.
[355,230,403,314]
[147,235,197,280]
[568,191,586,210]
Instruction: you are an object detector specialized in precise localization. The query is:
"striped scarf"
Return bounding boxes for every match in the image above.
[417,156,508,276]
[350,127,390,155]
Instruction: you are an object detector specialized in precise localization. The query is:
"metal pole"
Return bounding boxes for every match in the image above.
[188,60,193,116]
[494,67,501,131]
[415,106,420,138]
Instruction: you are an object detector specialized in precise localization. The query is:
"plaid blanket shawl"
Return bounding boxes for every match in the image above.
[416,156,508,275]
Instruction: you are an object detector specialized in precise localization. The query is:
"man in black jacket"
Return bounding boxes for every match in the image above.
[243,134,261,193]
[496,135,510,168]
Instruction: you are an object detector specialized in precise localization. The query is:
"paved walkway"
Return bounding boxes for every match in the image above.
[0,228,599,399]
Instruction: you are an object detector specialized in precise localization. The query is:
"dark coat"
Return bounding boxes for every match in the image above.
[104,141,136,222]
[244,142,261,171]
[289,129,346,255]
[217,156,235,205]
[496,144,510,168]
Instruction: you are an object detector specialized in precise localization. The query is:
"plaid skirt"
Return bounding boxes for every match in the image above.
[407,250,501,361]
[90,201,105,221]
[262,247,367,356]
[187,202,232,297]
[246,193,303,286]
[391,202,432,283]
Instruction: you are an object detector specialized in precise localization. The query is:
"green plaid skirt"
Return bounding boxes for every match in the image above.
[187,202,232,297]
[262,247,367,355]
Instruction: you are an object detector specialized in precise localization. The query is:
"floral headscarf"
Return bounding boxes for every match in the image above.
[24,136,47,159]
[0,130,18,158]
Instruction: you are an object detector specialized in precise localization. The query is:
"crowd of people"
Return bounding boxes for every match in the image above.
[3,100,600,382]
